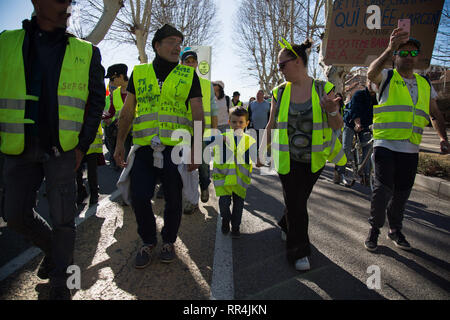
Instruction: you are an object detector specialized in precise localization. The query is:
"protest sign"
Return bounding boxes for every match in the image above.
[323,0,445,69]
[182,46,212,80]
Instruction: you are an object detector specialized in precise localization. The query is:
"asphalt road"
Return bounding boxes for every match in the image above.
[0,157,449,300]
[234,165,450,300]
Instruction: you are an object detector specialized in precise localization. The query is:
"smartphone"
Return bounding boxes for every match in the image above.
[398,19,410,43]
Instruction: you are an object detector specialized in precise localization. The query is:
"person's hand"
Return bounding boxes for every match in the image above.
[354,118,362,132]
[104,118,112,126]
[114,144,127,168]
[320,93,341,114]
[388,28,409,51]
[74,148,85,172]
[440,139,450,155]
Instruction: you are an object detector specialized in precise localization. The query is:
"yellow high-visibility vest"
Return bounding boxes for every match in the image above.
[132,63,194,146]
[0,29,92,155]
[199,77,212,138]
[111,87,125,123]
[373,69,430,145]
[212,131,255,199]
[272,80,346,174]
[87,124,103,155]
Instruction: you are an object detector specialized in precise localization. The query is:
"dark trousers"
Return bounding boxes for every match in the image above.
[219,193,245,230]
[130,146,183,245]
[198,142,211,191]
[278,161,323,263]
[369,147,418,231]
[104,122,132,165]
[76,153,98,197]
[3,140,77,287]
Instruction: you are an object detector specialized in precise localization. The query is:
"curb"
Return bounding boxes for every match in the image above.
[414,174,450,200]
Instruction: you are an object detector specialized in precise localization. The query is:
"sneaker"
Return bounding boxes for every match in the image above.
[160,243,176,263]
[221,220,230,235]
[37,256,52,280]
[200,189,209,203]
[387,230,412,250]
[184,202,199,215]
[295,257,311,271]
[49,286,72,300]
[343,175,354,188]
[231,228,241,239]
[281,230,287,241]
[76,187,88,205]
[364,228,380,252]
[135,244,155,269]
[333,171,341,184]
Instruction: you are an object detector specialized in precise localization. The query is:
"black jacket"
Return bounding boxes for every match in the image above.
[21,18,105,154]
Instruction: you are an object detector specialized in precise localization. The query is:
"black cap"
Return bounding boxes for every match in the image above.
[400,37,421,50]
[181,50,198,62]
[152,24,184,51]
[105,63,128,79]
[233,91,240,96]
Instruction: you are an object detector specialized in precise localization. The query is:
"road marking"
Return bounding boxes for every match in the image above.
[0,190,121,283]
[210,211,234,300]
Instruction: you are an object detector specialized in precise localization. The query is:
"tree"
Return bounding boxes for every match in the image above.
[74,0,217,64]
[234,0,327,94]
[432,1,450,67]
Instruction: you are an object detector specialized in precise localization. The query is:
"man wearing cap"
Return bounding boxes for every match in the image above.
[231,91,243,109]
[181,50,218,209]
[0,0,105,299]
[103,63,132,170]
[364,28,449,252]
[114,24,204,268]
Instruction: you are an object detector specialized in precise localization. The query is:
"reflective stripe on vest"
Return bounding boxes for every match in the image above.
[0,29,92,155]
[212,131,255,199]
[272,81,346,174]
[132,63,194,146]
[87,125,103,155]
[111,87,125,122]
[199,77,212,138]
[373,69,430,145]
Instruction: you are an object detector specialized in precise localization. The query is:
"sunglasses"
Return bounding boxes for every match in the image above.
[396,50,419,57]
[109,75,118,81]
[278,57,297,70]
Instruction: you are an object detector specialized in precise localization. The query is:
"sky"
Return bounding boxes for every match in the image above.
[0,0,260,102]
[1,1,448,101]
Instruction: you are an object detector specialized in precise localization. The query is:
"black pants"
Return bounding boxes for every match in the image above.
[4,140,77,287]
[104,121,132,165]
[76,153,98,197]
[369,147,418,231]
[129,146,183,245]
[278,161,323,264]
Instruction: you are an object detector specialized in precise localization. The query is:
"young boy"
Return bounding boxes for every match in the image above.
[212,107,256,238]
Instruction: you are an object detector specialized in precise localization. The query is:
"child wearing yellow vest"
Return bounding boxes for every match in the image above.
[212,108,256,238]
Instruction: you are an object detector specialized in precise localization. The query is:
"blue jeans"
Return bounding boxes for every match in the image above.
[130,146,183,245]
[219,193,245,230]
[4,139,77,287]
[337,126,371,176]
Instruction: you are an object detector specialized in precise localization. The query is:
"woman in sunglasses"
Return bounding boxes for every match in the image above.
[364,29,449,253]
[257,38,345,271]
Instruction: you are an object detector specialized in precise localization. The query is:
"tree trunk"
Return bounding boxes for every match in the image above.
[85,0,124,45]
[135,29,148,64]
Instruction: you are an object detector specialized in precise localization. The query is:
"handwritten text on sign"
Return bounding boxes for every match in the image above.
[323,0,444,68]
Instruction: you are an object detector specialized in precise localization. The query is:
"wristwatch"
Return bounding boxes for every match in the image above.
[327,110,338,117]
